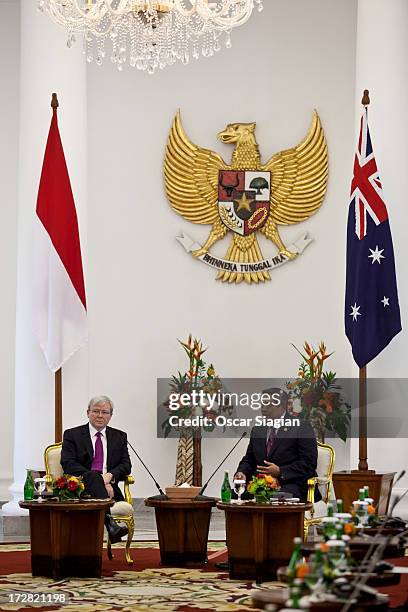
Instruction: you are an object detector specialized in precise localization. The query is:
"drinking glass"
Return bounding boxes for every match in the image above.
[34,477,46,502]
[233,479,246,503]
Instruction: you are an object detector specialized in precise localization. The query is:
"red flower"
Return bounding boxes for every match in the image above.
[55,477,66,489]
[67,480,78,492]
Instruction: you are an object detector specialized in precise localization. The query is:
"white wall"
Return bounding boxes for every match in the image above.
[3,0,406,510]
[0,0,19,501]
[85,0,358,497]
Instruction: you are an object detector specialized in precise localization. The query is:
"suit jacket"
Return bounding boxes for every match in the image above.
[61,424,131,501]
[237,416,320,502]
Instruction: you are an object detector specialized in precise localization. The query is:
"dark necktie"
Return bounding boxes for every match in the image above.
[266,428,275,456]
[91,431,103,472]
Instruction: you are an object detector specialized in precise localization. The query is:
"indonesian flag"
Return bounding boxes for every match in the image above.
[32,105,87,372]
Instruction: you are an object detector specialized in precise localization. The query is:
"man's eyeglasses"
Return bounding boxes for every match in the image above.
[89,409,111,416]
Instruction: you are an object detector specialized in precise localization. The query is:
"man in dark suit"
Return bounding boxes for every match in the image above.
[61,395,131,543]
[235,388,320,502]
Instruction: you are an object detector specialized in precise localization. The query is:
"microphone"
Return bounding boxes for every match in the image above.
[198,431,248,497]
[127,439,167,499]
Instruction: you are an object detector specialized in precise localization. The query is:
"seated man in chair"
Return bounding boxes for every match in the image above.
[235,388,320,502]
[61,395,131,543]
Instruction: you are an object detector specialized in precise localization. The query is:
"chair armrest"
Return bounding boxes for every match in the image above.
[307,477,317,504]
[124,475,134,505]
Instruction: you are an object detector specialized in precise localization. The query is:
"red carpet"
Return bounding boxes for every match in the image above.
[0,544,228,575]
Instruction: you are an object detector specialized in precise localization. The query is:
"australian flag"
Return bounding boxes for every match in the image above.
[345,108,402,368]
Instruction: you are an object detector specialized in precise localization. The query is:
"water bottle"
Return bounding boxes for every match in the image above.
[221,470,232,502]
[24,469,34,501]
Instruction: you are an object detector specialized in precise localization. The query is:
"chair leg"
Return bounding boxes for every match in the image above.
[124,516,134,566]
[304,523,309,541]
[107,535,113,561]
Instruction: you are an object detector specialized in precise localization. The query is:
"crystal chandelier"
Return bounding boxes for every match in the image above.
[39,0,263,73]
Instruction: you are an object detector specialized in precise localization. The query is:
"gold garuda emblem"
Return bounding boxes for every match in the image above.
[164,111,328,284]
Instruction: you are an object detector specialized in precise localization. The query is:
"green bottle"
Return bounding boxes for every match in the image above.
[358,488,365,501]
[312,544,324,577]
[336,498,343,513]
[288,537,302,571]
[363,485,369,499]
[327,501,334,517]
[221,471,232,502]
[24,469,34,501]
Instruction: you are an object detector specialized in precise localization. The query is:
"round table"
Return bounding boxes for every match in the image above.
[145,497,217,566]
[19,499,113,579]
[217,500,312,582]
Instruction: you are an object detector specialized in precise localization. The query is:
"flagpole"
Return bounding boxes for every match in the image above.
[51,92,63,444]
[355,89,372,473]
[356,365,369,471]
[55,368,62,442]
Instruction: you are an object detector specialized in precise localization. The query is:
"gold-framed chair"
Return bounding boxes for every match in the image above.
[304,441,335,540]
[44,442,135,565]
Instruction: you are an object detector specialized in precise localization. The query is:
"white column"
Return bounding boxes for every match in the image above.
[2,0,88,515]
[351,0,408,517]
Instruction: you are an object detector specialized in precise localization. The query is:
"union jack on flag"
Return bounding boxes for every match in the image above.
[345,108,401,368]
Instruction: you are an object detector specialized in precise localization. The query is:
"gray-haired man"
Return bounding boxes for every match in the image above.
[61,396,131,543]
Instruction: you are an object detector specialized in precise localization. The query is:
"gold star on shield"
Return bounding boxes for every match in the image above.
[234,191,254,212]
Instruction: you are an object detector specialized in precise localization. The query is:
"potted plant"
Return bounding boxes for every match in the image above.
[162,336,226,487]
[287,341,351,442]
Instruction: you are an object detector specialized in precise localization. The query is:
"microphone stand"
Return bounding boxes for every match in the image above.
[127,440,166,497]
[198,431,248,497]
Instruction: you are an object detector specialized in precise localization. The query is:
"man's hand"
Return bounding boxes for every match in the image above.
[103,472,113,484]
[105,483,114,499]
[257,461,281,477]
[234,472,246,481]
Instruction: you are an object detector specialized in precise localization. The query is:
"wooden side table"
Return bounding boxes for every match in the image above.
[19,500,113,579]
[217,501,311,582]
[145,497,216,566]
[332,472,396,514]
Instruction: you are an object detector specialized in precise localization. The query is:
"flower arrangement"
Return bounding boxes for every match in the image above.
[287,341,351,441]
[53,475,84,500]
[161,335,226,437]
[247,474,280,503]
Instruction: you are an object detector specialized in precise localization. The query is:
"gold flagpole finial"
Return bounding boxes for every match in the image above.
[362,89,370,106]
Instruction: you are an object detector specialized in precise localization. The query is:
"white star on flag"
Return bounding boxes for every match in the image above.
[350,302,361,321]
[381,296,390,307]
[368,245,385,264]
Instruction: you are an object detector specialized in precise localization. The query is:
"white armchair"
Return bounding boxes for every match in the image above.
[44,442,135,565]
[304,441,335,539]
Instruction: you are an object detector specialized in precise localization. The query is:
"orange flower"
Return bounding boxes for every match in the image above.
[319,398,333,413]
[296,563,310,579]
[304,341,313,356]
[367,504,375,515]
[320,543,329,553]
[344,523,354,535]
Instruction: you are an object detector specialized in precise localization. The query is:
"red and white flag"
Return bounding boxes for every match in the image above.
[32,105,87,372]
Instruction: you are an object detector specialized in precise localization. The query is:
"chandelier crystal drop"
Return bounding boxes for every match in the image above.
[38,0,263,73]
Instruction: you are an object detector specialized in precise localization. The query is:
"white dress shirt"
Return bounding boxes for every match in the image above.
[89,423,107,474]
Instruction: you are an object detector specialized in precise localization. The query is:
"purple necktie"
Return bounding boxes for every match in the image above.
[91,432,103,472]
[266,428,275,457]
